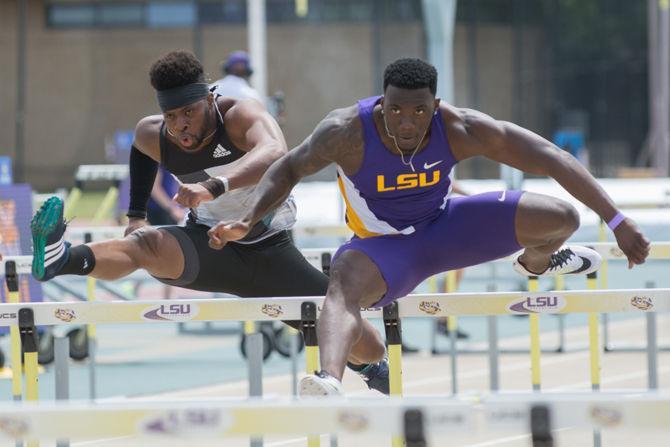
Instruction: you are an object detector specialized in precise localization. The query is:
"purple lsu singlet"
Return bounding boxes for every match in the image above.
[334,96,523,306]
[337,95,457,238]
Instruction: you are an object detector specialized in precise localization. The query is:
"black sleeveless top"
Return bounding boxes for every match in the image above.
[159,104,245,183]
[157,101,283,241]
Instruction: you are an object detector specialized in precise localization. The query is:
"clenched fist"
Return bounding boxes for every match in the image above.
[207,220,252,249]
[173,183,214,208]
[613,218,650,269]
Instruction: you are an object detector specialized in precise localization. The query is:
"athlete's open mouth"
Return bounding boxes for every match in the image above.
[179,134,195,147]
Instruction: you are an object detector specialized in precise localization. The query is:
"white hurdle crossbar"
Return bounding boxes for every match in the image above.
[0,288,667,326]
[0,392,667,441]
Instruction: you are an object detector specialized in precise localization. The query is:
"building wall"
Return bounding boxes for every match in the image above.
[1,1,547,190]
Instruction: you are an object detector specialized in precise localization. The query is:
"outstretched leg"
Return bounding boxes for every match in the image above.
[87,227,184,280]
[31,196,184,282]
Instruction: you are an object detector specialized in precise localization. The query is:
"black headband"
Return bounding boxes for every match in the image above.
[156,82,209,112]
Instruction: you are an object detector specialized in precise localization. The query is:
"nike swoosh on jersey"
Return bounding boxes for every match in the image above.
[423,160,443,170]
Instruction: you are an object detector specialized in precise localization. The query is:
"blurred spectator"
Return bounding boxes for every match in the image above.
[211,51,263,102]
[554,129,589,168]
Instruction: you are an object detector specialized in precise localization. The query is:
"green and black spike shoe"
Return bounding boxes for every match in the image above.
[31,196,70,281]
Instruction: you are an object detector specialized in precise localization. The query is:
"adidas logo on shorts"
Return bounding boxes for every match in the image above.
[213,144,232,158]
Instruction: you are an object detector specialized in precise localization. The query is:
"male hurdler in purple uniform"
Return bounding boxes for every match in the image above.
[207,58,651,395]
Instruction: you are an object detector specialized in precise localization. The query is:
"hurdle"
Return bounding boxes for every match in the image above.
[3,257,669,446]
[63,164,128,222]
[427,241,670,378]
[2,244,667,446]
[0,392,668,445]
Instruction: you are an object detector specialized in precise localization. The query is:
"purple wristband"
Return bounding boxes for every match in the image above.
[607,212,625,231]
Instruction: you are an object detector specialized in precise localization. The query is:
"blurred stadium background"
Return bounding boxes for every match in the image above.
[1,3,670,445]
[2,0,668,190]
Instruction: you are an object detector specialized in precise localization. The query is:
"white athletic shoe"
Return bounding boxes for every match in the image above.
[513,245,602,277]
[299,371,343,397]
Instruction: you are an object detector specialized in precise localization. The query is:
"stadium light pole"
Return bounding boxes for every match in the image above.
[649,0,670,176]
[658,0,669,176]
[247,0,267,99]
[421,0,456,103]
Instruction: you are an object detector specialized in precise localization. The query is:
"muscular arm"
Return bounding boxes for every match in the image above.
[220,99,288,191]
[448,106,649,266]
[449,108,619,222]
[240,113,346,226]
[207,110,353,247]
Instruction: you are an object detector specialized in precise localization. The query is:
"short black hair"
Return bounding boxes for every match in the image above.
[149,50,205,91]
[383,58,437,95]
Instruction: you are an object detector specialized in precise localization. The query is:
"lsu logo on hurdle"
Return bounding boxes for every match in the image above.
[508,296,566,314]
[55,308,76,322]
[142,304,199,322]
[0,417,28,438]
[590,405,623,428]
[630,296,653,311]
[419,301,441,315]
[261,304,284,318]
[141,409,231,435]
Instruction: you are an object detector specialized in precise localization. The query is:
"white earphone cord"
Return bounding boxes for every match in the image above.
[382,111,429,173]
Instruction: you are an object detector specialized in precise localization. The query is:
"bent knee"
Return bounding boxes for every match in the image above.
[329,250,386,306]
[555,199,580,234]
[127,227,165,259]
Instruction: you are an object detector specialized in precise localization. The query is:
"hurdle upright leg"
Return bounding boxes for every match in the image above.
[244,320,264,447]
[554,275,565,352]
[63,183,82,221]
[19,308,39,447]
[445,270,459,395]
[486,283,499,391]
[586,272,601,447]
[528,276,542,391]
[597,219,611,351]
[645,280,659,389]
[384,302,404,447]
[92,182,120,223]
[84,233,98,401]
[54,333,70,447]
[5,261,23,447]
[301,302,321,447]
